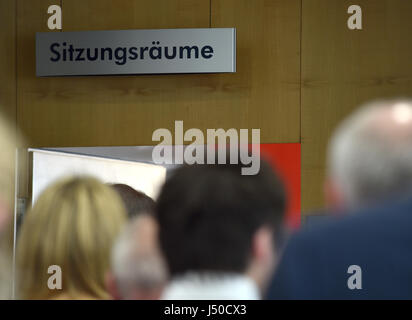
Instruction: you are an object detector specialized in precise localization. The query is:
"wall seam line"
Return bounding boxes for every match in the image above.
[209,0,212,28]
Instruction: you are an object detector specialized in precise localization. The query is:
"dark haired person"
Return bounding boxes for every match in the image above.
[156,159,286,299]
[111,184,155,219]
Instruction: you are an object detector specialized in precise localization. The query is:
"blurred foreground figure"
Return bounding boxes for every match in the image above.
[268,99,412,299]
[107,214,168,300]
[17,177,127,299]
[0,114,17,299]
[325,99,412,211]
[157,159,285,299]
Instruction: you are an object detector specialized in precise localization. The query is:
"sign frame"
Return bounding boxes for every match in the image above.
[36,28,236,77]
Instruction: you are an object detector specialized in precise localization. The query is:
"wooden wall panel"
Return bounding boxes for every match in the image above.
[17,0,211,147]
[16,0,60,198]
[17,0,301,147]
[211,0,301,143]
[16,0,412,215]
[17,0,61,144]
[62,0,209,31]
[0,0,18,213]
[0,0,16,122]
[301,0,412,212]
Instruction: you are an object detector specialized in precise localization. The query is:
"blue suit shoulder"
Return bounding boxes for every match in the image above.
[267,197,412,300]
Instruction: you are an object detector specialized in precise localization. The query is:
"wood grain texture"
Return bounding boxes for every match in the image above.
[16,0,60,198]
[0,0,18,251]
[18,0,211,147]
[301,0,412,211]
[0,0,16,122]
[17,0,60,144]
[17,0,301,147]
[211,0,301,143]
[17,0,412,215]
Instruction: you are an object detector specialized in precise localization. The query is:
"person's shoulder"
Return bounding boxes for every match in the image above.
[295,196,412,248]
[267,197,412,299]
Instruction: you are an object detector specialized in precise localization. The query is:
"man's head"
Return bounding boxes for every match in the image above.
[156,160,285,292]
[108,214,168,300]
[326,99,412,211]
[111,184,155,218]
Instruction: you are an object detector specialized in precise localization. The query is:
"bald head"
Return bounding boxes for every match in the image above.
[327,99,412,209]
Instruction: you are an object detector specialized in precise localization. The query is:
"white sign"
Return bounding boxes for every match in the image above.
[36,28,236,76]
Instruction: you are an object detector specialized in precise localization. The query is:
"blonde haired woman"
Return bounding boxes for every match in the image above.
[17,176,127,299]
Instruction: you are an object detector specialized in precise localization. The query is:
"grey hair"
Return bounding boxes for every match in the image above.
[328,99,412,208]
[111,215,168,298]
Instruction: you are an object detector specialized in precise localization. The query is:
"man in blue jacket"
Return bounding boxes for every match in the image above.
[267,197,412,299]
[268,99,412,299]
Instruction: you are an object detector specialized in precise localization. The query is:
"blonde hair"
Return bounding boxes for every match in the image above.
[17,176,127,299]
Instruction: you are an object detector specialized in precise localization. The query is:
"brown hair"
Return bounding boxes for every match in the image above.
[111,184,155,218]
